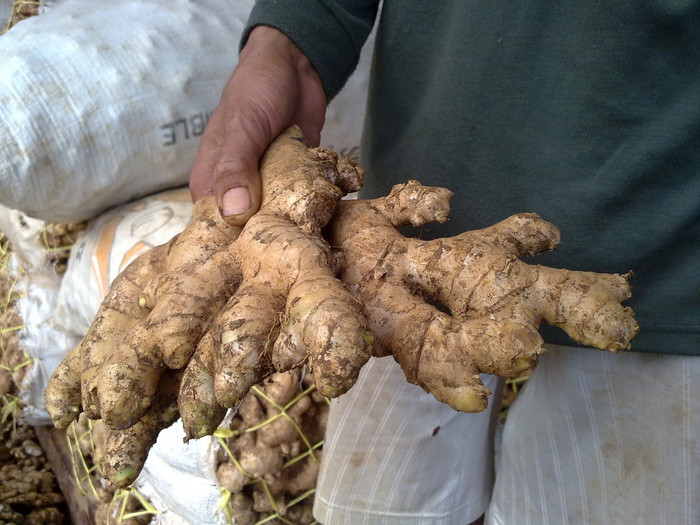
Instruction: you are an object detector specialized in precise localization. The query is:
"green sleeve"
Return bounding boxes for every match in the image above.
[241,0,380,101]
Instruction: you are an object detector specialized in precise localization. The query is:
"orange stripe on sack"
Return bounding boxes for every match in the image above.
[156,188,193,202]
[119,242,151,273]
[91,216,123,299]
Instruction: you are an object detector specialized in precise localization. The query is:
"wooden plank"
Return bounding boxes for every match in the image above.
[35,425,97,525]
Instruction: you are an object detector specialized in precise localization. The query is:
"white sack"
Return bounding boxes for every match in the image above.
[0,0,254,222]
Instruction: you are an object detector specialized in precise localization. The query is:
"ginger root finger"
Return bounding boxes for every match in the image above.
[95,246,242,429]
[44,346,82,428]
[179,332,226,440]
[274,271,371,398]
[212,279,285,408]
[101,370,182,488]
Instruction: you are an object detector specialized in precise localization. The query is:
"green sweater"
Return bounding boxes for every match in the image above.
[245,1,700,355]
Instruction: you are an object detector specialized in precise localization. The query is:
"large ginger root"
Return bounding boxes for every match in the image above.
[45,127,372,486]
[45,127,638,488]
[326,181,639,412]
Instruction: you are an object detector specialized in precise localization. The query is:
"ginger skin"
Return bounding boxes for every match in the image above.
[327,181,639,412]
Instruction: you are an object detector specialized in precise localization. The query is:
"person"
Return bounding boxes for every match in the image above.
[189,2,700,524]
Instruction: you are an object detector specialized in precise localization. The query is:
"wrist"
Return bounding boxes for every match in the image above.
[242,25,311,72]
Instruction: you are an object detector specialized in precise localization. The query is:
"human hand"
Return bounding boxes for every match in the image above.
[189,26,327,225]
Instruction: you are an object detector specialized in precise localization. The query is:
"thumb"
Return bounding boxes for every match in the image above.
[213,110,271,225]
[189,107,269,227]
[214,157,263,227]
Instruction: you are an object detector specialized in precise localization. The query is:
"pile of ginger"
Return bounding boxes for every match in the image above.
[45,126,638,491]
[217,369,327,524]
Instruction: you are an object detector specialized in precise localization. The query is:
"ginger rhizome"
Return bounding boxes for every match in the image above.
[328,181,638,412]
[45,127,372,486]
[45,126,638,488]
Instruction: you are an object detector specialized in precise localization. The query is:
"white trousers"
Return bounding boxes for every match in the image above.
[486,345,700,525]
[313,356,502,525]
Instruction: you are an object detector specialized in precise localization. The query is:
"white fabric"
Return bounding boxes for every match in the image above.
[135,419,225,525]
[314,356,503,525]
[486,344,700,525]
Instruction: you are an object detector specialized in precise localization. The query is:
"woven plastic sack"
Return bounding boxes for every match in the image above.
[0,0,254,222]
[0,205,75,425]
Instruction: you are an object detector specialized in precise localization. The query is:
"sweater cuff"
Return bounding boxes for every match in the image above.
[241,0,366,101]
